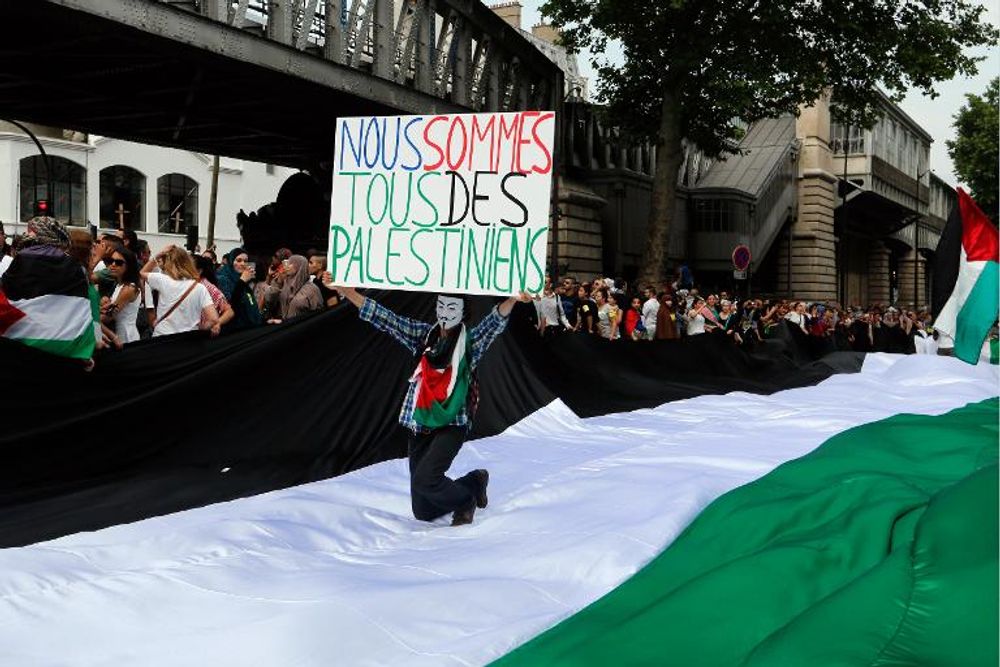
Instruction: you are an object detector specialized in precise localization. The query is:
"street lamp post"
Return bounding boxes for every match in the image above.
[2,119,53,218]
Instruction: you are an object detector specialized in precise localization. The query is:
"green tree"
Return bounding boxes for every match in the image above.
[541,0,998,285]
[948,77,999,221]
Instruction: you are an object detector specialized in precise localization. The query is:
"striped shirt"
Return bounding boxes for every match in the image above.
[358,297,508,433]
[200,278,230,316]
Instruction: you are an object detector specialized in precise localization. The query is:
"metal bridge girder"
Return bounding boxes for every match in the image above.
[192,0,560,113]
[7,0,563,172]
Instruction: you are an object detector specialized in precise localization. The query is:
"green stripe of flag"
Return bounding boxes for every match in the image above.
[955,260,999,364]
[493,398,999,667]
[19,329,95,360]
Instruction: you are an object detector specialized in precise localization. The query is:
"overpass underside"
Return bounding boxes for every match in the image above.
[0,0,557,169]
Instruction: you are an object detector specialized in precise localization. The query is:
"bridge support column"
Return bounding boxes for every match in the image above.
[896,249,926,310]
[202,0,228,22]
[552,176,606,278]
[867,242,891,306]
[790,96,838,302]
[267,0,293,45]
[836,235,871,308]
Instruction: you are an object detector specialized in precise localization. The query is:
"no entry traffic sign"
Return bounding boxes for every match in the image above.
[732,244,751,271]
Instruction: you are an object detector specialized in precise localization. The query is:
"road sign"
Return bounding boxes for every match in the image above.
[732,244,751,271]
[733,269,747,280]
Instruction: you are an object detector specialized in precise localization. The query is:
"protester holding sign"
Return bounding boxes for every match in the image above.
[325,110,550,526]
[332,284,531,526]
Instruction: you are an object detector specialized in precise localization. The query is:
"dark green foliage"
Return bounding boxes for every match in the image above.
[543,0,996,155]
[948,77,999,221]
[541,0,997,281]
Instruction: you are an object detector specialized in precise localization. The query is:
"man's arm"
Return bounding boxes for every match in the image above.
[497,293,528,318]
[332,284,429,354]
[559,303,571,329]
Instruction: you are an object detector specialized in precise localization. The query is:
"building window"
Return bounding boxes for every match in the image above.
[19,155,87,224]
[694,200,733,233]
[99,165,145,231]
[157,173,198,235]
[830,123,865,154]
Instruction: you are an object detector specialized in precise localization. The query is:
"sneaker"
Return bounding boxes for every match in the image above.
[451,504,476,527]
[473,469,489,509]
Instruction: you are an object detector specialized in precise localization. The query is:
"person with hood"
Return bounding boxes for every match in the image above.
[655,291,680,340]
[269,255,323,322]
[332,284,531,527]
[0,217,101,366]
[216,247,263,332]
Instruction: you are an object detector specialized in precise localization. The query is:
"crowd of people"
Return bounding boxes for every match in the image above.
[532,273,939,355]
[0,217,339,361]
[0,217,943,367]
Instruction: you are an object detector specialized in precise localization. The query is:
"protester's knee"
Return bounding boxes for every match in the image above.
[411,501,439,522]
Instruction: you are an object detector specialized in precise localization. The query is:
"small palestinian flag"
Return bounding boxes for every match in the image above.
[0,249,96,360]
[932,188,999,364]
[412,325,470,429]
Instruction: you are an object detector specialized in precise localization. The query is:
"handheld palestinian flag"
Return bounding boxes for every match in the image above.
[932,188,999,364]
[412,325,471,429]
[0,249,96,360]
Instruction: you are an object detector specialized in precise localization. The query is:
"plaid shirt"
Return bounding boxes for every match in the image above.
[359,297,509,433]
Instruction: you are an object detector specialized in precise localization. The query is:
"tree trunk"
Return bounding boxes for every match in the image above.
[639,85,685,288]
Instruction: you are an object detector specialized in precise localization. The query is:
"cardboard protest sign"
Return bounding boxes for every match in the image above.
[328,111,555,296]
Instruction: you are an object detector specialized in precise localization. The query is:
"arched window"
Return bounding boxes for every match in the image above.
[157,174,199,234]
[19,155,87,224]
[99,165,145,231]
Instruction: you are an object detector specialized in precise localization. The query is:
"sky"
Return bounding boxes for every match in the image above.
[515,0,999,188]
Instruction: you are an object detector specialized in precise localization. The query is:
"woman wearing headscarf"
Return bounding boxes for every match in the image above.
[655,291,680,340]
[2,218,105,364]
[216,247,263,331]
[274,255,323,321]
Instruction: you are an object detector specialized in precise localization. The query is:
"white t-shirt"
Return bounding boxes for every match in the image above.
[784,311,807,332]
[110,283,141,344]
[0,254,11,279]
[145,271,213,337]
[642,297,659,333]
[687,311,706,336]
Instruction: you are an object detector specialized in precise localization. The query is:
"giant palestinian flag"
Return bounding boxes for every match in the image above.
[0,352,995,666]
[932,188,999,364]
[0,249,96,360]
